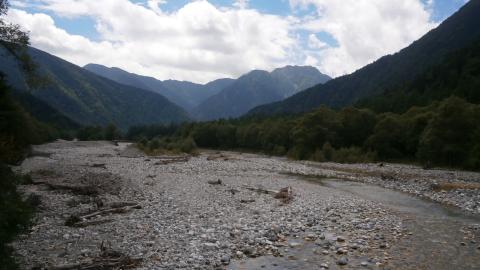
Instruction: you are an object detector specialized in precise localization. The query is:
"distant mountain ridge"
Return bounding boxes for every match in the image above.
[0,47,190,130]
[84,63,234,111]
[248,0,480,116]
[193,66,331,120]
[85,64,330,120]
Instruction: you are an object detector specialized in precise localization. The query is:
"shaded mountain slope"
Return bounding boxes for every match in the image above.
[249,0,480,116]
[0,47,190,130]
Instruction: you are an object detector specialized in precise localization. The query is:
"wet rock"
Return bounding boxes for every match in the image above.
[337,257,348,265]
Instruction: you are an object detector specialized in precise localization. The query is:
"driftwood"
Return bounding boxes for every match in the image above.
[90,163,107,169]
[51,247,142,270]
[70,218,114,228]
[207,179,222,185]
[66,203,141,227]
[79,204,141,220]
[243,185,278,195]
[274,187,293,203]
[243,185,294,203]
[154,156,190,165]
[240,199,255,203]
[206,153,234,161]
[46,183,99,196]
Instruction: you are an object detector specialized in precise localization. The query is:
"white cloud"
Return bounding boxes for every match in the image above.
[292,0,437,77]
[233,0,249,9]
[6,0,440,83]
[307,34,327,49]
[7,0,296,83]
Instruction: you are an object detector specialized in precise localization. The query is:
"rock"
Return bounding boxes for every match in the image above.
[337,257,348,265]
[336,236,346,242]
[289,242,301,248]
[320,263,329,269]
[243,246,255,257]
[207,179,222,185]
[202,243,218,250]
[220,255,230,265]
[361,261,369,267]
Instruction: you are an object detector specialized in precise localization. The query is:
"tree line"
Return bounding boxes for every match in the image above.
[129,96,480,170]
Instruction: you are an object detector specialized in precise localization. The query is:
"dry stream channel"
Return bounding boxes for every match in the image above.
[11,141,480,270]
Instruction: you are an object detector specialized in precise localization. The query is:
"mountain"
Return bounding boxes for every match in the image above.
[194,66,331,120]
[249,0,480,116]
[358,40,480,113]
[12,91,81,130]
[84,63,233,111]
[0,47,190,130]
[270,65,332,98]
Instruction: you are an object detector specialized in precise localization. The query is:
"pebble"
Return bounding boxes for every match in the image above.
[337,257,348,265]
[17,141,478,270]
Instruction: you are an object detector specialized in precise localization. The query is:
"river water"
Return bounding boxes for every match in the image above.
[230,179,480,270]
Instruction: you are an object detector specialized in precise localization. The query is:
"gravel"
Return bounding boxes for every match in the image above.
[11,140,478,269]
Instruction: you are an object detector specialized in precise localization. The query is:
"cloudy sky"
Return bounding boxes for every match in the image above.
[7,0,467,83]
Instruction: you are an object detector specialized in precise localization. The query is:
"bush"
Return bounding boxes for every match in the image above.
[0,164,33,269]
[332,147,375,163]
[138,136,198,155]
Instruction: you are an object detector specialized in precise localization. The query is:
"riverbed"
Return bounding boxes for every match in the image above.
[12,141,480,269]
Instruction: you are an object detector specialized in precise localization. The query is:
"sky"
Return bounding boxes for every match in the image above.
[6,0,468,83]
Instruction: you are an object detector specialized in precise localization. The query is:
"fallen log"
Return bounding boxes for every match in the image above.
[46,183,99,196]
[71,218,114,228]
[65,204,141,227]
[51,252,142,270]
[274,187,293,203]
[207,179,222,185]
[90,163,107,169]
[242,185,277,195]
[79,204,141,220]
[242,185,294,203]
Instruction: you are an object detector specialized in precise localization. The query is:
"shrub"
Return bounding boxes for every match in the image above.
[0,164,34,269]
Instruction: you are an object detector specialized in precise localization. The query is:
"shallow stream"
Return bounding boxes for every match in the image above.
[230,179,480,269]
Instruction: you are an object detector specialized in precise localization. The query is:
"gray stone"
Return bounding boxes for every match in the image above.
[337,257,348,265]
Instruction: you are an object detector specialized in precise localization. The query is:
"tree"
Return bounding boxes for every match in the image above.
[417,97,477,167]
[0,0,35,76]
[104,123,120,141]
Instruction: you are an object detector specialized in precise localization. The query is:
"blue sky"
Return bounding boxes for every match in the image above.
[9,0,468,83]
[17,0,465,43]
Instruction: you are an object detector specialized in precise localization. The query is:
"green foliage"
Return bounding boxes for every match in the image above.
[360,40,480,113]
[76,126,104,141]
[126,124,178,141]
[0,76,57,164]
[138,136,198,155]
[417,97,479,167]
[135,96,480,170]
[249,1,480,116]
[77,124,122,141]
[104,123,121,141]
[0,163,33,269]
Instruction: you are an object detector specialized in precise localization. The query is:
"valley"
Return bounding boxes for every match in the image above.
[12,141,480,269]
[2,1,480,269]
